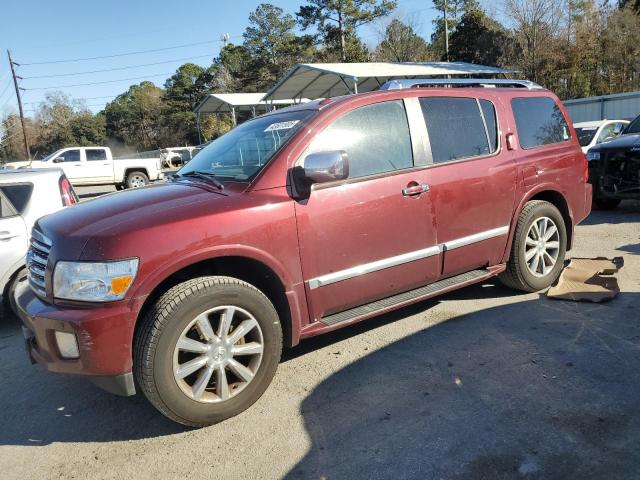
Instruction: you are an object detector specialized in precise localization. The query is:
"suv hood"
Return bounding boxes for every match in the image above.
[36,181,241,256]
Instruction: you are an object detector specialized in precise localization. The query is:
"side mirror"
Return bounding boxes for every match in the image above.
[613,124,624,136]
[302,150,349,184]
[52,157,64,163]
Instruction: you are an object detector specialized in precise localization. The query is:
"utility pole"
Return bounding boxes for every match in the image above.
[443,0,450,62]
[7,50,30,160]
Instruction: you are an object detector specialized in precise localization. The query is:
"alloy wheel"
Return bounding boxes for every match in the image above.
[524,216,560,277]
[172,306,264,403]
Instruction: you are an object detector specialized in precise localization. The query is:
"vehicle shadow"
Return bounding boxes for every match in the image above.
[618,243,640,256]
[581,200,640,225]
[285,292,640,480]
[0,313,188,445]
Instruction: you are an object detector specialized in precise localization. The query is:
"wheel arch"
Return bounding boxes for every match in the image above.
[502,187,574,263]
[132,255,296,350]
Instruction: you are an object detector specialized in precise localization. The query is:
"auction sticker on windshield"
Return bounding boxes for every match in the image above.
[264,120,300,132]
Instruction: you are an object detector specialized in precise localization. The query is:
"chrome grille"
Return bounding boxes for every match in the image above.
[27,229,52,298]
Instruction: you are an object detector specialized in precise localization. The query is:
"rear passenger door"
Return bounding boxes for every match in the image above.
[295,100,441,322]
[418,95,517,277]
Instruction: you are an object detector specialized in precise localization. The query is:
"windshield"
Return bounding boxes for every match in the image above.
[178,110,315,181]
[574,127,598,147]
[41,149,63,162]
[625,115,640,135]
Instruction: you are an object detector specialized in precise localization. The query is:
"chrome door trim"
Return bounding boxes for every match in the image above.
[307,225,510,289]
[308,245,442,290]
[442,226,509,251]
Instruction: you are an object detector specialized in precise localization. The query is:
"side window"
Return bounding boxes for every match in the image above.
[512,97,570,149]
[86,149,107,161]
[420,97,496,163]
[0,184,33,213]
[597,124,616,144]
[308,100,413,179]
[0,191,17,218]
[60,149,81,162]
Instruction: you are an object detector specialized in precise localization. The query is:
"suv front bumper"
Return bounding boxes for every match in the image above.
[15,281,136,396]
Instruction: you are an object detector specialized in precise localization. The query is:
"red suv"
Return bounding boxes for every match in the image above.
[17,79,592,426]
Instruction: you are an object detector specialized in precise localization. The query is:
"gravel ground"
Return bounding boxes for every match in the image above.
[0,198,638,480]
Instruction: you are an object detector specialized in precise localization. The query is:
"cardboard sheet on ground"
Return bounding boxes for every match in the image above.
[547,257,624,302]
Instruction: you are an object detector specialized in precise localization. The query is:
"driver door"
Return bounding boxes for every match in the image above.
[295,100,440,322]
[55,149,84,183]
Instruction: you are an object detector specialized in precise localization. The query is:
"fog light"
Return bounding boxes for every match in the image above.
[54,331,80,359]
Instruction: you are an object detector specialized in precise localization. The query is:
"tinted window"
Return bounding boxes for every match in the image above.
[420,97,495,163]
[575,127,598,146]
[86,149,107,161]
[308,100,413,178]
[60,149,81,162]
[0,184,33,213]
[479,99,498,153]
[512,97,570,149]
[626,116,640,134]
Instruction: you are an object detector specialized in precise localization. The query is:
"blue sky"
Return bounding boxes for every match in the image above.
[0,0,492,118]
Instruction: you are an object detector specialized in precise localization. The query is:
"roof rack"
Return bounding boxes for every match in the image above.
[380,78,543,91]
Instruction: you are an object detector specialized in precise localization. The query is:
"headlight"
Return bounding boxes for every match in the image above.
[53,259,139,302]
[587,151,600,161]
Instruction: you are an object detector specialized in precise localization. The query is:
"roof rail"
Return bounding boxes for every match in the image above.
[380,78,543,91]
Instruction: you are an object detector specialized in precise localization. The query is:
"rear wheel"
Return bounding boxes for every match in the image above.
[499,200,567,292]
[134,276,282,427]
[125,171,149,189]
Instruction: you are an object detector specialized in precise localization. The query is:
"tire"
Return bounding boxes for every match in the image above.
[593,196,621,210]
[4,267,27,318]
[125,171,149,189]
[134,276,282,427]
[499,200,567,292]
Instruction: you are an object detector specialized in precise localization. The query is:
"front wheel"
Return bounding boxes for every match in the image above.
[125,171,149,188]
[134,276,282,427]
[499,200,567,292]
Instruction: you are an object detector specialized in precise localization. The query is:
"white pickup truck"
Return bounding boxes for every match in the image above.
[5,147,163,189]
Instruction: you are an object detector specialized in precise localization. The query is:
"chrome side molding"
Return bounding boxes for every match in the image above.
[308,225,510,290]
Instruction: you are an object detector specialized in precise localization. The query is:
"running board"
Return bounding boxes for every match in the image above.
[320,269,489,327]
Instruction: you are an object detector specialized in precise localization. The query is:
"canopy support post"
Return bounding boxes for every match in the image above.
[231,106,237,127]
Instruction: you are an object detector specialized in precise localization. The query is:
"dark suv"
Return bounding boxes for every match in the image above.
[17,79,592,426]
[587,113,640,209]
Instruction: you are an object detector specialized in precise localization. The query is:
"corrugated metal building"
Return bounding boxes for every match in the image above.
[563,91,640,123]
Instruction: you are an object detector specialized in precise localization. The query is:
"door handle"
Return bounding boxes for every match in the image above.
[0,232,19,241]
[402,183,430,196]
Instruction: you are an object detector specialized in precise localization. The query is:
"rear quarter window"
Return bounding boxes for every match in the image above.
[512,97,570,149]
[0,183,33,213]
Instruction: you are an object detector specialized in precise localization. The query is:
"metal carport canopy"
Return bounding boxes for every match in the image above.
[262,62,518,101]
[193,93,301,114]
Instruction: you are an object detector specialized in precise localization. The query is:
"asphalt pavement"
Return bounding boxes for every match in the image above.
[0,197,638,480]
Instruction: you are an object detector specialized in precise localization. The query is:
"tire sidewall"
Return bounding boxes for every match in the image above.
[150,283,281,424]
[126,172,149,188]
[516,203,567,291]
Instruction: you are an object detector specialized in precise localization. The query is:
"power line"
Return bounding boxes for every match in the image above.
[18,39,217,66]
[23,72,174,90]
[21,53,214,79]
[24,94,117,105]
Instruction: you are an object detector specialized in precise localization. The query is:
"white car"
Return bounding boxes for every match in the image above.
[0,168,77,316]
[3,146,163,189]
[574,119,629,154]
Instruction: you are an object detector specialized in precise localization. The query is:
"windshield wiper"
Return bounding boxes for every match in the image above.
[177,171,225,190]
